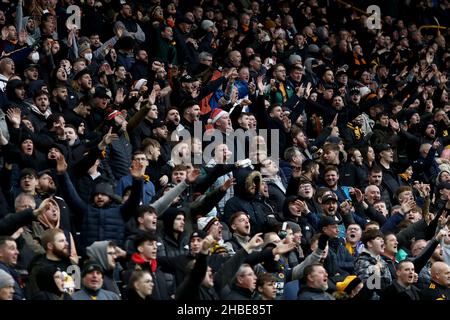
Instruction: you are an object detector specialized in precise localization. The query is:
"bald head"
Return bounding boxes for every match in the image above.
[441,148,450,161]
[430,261,450,286]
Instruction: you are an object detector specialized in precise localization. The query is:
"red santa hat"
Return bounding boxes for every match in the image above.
[208,108,229,125]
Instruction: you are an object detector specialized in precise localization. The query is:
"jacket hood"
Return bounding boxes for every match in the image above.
[233,168,262,198]
[86,241,111,272]
[161,206,186,240]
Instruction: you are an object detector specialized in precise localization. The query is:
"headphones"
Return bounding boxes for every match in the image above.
[278,222,288,240]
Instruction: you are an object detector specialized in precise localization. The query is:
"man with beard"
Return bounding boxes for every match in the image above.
[380,260,420,300]
[292,127,313,160]
[354,229,392,297]
[165,107,181,139]
[50,84,69,113]
[5,79,32,112]
[26,228,74,299]
[178,99,200,137]
[151,120,171,163]
[28,90,52,133]
[72,69,93,101]
[298,263,335,300]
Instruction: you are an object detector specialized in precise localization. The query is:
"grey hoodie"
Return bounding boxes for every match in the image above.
[86,241,121,296]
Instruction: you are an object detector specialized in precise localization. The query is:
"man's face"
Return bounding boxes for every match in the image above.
[55,87,68,101]
[208,220,223,241]
[187,105,200,122]
[274,66,286,81]
[373,202,388,216]
[231,214,250,236]
[368,237,385,255]
[38,173,56,194]
[365,186,381,204]
[308,265,328,291]
[190,237,203,254]
[369,172,382,186]
[435,263,450,286]
[323,71,334,83]
[173,214,185,233]
[0,284,14,300]
[258,280,277,299]
[384,234,398,255]
[396,262,415,286]
[322,223,339,238]
[50,232,70,258]
[237,267,257,291]
[322,149,338,164]
[229,51,242,67]
[214,144,231,163]
[64,127,77,145]
[238,115,250,130]
[121,4,132,17]
[324,170,338,188]
[290,69,303,82]
[139,240,157,260]
[270,106,283,121]
[332,96,344,110]
[20,174,38,193]
[139,211,157,231]
[346,224,362,243]
[78,73,92,90]
[171,170,187,184]
[166,109,180,125]
[352,150,363,165]
[298,183,313,199]
[106,245,117,269]
[425,124,436,138]
[90,35,101,47]
[25,67,39,81]
[153,125,168,139]
[0,240,19,266]
[215,114,232,133]
[83,271,103,291]
[398,190,414,204]
[35,94,50,112]
[94,193,110,207]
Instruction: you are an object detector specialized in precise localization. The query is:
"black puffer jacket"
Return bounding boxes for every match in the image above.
[223,169,269,235]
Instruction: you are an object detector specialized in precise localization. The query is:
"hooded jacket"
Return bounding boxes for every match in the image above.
[86,241,121,295]
[223,169,269,235]
[31,265,71,300]
[159,208,189,259]
[57,171,143,250]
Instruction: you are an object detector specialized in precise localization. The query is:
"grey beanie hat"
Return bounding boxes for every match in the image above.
[0,269,14,289]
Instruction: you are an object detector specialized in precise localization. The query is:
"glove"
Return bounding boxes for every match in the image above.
[318,233,329,250]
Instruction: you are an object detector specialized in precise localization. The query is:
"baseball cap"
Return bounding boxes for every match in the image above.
[189,230,207,242]
[180,74,196,83]
[375,143,392,153]
[321,191,338,203]
[319,215,339,229]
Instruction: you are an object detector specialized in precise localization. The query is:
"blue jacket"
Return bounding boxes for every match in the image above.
[116,174,155,205]
[57,172,142,249]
